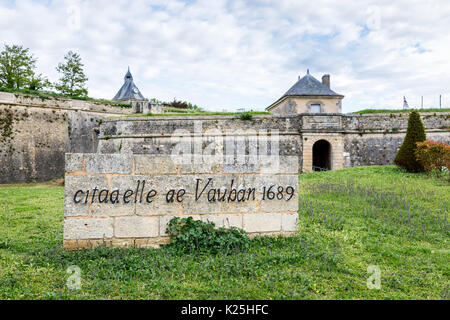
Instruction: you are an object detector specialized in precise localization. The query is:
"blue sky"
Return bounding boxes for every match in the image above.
[1,0,449,112]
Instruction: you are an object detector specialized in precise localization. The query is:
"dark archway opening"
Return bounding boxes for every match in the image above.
[313,140,331,171]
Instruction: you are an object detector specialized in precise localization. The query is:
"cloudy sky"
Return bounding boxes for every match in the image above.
[0,0,449,112]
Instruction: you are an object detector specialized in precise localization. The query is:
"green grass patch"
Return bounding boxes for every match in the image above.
[354,108,450,114]
[130,111,271,117]
[0,166,448,299]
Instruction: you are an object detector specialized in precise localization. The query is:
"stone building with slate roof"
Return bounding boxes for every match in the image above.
[113,67,146,102]
[267,70,344,115]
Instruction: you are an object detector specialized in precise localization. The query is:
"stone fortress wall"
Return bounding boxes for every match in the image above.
[1,91,449,184]
[341,113,449,168]
[98,113,450,173]
[0,92,132,183]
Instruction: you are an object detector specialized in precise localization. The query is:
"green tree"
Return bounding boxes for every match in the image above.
[28,73,51,91]
[394,110,426,172]
[54,51,88,97]
[0,44,37,89]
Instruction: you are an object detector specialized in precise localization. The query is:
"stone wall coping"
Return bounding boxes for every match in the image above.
[65,153,300,175]
[98,132,302,139]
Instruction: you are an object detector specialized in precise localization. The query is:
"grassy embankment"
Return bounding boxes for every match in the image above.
[0,87,131,108]
[0,166,448,299]
[129,107,271,117]
[354,108,450,114]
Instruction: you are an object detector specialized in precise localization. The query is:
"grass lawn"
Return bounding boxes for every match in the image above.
[128,111,271,117]
[0,166,448,300]
[353,108,450,114]
[0,87,132,108]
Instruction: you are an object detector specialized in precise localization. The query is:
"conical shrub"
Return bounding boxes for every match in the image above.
[394,110,426,172]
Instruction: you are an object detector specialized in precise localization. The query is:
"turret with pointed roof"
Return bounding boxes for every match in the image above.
[113,67,146,101]
[266,70,344,114]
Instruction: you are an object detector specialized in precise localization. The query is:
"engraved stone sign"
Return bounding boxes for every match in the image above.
[64,154,299,249]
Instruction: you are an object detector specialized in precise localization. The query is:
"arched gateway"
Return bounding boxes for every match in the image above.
[312,139,331,171]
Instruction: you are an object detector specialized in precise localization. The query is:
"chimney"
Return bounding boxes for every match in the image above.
[322,74,330,88]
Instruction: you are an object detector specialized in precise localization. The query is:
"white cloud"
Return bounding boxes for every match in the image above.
[0,0,449,112]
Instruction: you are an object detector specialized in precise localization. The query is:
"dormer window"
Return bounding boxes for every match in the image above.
[311,104,321,113]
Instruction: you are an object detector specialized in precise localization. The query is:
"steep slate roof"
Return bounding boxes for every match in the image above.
[112,68,146,101]
[266,70,343,110]
[283,70,342,97]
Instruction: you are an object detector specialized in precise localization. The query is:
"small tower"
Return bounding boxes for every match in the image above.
[112,67,146,103]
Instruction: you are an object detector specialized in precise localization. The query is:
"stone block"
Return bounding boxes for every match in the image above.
[181,197,221,214]
[278,175,298,188]
[187,174,240,196]
[136,195,179,216]
[114,216,159,238]
[134,155,177,174]
[238,175,279,192]
[272,156,299,174]
[282,213,299,231]
[85,153,132,174]
[243,213,282,233]
[260,195,298,212]
[202,214,242,229]
[156,175,200,195]
[109,175,157,191]
[64,239,109,250]
[223,156,260,173]
[174,155,222,174]
[63,217,113,239]
[65,153,84,172]
[134,237,169,248]
[220,199,259,213]
[91,200,135,217]
[64,175,108,217]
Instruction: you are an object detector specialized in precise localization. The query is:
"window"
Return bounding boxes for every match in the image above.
[310,104,321,113]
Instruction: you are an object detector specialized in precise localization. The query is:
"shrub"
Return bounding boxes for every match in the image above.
[170,100,189,109]
[165,217,250,254]
[239,112,253,121]
[394,110,426,172]
[415,140,450,178]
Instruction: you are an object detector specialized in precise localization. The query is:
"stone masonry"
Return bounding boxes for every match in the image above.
[0,92,132,183]
[97,113,450,173]
[63,154,299,249]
